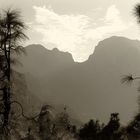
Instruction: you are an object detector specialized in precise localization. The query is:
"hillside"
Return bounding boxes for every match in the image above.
[15,36,140,123]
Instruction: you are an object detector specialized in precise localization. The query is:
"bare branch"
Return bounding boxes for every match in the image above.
[10,101,40,120]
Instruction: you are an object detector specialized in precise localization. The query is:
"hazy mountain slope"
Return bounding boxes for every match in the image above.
[17,44,74,77]
[16,36,140,123]
[11,71,41,116]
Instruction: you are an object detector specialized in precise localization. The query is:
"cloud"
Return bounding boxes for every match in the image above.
[33,5,132,62]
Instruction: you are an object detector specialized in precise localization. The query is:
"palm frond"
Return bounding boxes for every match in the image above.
[134,4,140,23]
[10,30,28,42]
[0,9,28,41]
[121,74,134,84]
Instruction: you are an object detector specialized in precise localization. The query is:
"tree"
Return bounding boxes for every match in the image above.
[38,104,53,140]
[101,113,121,140]
[79,119,101,140]
[127,113,140,139]
[0,9,28,138]
[52,107,73,140]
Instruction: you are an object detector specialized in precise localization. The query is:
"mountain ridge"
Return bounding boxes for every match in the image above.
[15,36,140,123]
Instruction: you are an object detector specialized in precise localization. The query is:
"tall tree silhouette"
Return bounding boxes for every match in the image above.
[122,5,140,139]
[0,9,28,138]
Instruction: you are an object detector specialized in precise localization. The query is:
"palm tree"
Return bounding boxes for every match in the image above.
[0,9,28,137]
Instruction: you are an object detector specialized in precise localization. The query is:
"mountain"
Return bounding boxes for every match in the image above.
[15,36,140,124]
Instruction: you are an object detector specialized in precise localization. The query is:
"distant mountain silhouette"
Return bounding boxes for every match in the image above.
[15,36,140,123]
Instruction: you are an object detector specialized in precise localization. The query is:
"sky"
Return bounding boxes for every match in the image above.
[1,0,140,62]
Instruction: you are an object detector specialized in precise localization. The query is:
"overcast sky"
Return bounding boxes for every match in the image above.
[1,0,140,61]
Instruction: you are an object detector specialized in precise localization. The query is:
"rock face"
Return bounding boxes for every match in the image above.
[15,36,140,123]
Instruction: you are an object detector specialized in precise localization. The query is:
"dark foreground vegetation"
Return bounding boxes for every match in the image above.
[1,3,140,140]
